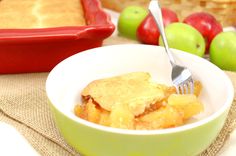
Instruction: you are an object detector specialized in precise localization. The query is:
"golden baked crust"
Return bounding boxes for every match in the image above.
[82,72,165,116]
[0,0,86,28]
[99,0,149,12]
[76,72,204,130]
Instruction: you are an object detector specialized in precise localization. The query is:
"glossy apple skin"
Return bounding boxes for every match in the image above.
[210,31,236,71]
[159,23,205,57]
[137,8,179,45]
[118,6,148,39]
[183,12,223,52]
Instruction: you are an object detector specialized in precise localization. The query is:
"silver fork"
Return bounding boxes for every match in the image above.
[149,0,194,94]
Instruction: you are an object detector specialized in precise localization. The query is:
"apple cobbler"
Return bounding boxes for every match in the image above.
[0,0,86,28]
[74,72,203,130]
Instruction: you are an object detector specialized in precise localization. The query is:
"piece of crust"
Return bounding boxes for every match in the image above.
[82,72,165,116]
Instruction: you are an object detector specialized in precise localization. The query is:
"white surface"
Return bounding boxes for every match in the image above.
[0,122,40,156]
[0,9,235,156]
[219,130,236,156]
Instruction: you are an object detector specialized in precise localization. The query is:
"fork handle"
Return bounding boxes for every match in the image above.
[149,0,176,66]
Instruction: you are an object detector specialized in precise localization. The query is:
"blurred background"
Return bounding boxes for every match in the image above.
[100,0,236,27]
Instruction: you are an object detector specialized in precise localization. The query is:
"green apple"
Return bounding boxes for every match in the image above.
[159,23,205,57]
[118,6,148,39]
[210,31,236,71]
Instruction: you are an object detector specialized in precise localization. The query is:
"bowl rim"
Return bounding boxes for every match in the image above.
[46,44,235,135]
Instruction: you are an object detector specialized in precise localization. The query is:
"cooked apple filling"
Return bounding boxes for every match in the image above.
[74,72,203,130]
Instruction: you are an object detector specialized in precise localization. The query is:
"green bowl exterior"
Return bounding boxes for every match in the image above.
[50,102,230,156]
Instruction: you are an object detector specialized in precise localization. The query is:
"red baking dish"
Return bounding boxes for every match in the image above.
[0,0,115,74]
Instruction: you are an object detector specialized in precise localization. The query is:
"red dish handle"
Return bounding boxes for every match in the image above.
[82,0,113,26]
[0,26,112,41]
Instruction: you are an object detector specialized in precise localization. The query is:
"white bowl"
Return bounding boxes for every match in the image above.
[46,44,234,156]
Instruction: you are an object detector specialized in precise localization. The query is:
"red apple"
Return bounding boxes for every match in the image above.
[183,12,223,53]
[137,8,179,45]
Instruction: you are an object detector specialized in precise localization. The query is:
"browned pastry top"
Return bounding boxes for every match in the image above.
[82,72,165,116]
[0,0,86,28]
